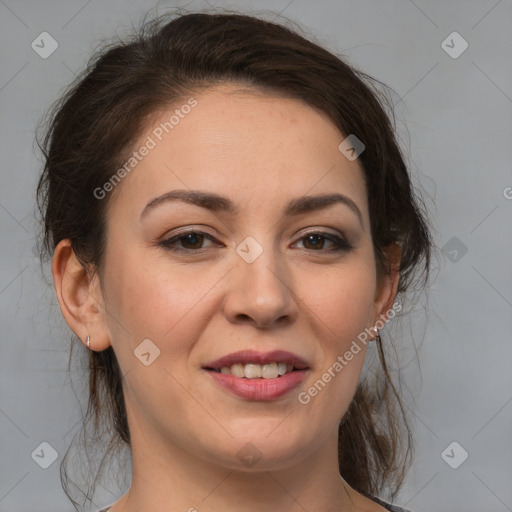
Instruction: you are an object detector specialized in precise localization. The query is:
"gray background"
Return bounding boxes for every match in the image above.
[1,1,511,511]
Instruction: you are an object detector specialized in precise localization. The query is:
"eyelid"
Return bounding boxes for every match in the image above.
[294,226,345,239]
[158,225,221,242]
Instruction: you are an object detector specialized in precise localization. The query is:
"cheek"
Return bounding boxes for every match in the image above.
[103,247,224,365]
[294,264,375,426]
[300,258,376,346]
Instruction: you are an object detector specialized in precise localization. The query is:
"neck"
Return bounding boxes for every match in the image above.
[110,418,361,512]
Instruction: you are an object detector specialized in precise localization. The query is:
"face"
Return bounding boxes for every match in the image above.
[96,84,393,471]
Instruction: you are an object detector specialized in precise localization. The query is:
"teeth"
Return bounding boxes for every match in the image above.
[261,363,278,379]
[244,363,261,379]
[231,363,245,378]
[217,362,298,379]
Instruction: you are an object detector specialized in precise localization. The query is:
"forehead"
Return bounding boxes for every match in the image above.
[107,84,369,224]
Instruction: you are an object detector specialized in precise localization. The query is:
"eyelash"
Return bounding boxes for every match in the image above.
[157,229,352,254]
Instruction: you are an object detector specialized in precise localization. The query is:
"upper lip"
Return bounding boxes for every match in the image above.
[203,350,310,370]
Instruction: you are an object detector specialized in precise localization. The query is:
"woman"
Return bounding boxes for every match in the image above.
[36,10,432,512]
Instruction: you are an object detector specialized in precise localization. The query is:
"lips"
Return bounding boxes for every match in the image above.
[203,349,310,371]
[206,369,309,400]
[202,349,310,401]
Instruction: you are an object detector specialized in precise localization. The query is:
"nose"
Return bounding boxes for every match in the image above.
[223,243,298,329]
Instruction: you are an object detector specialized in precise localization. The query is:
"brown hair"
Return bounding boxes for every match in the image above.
[36,9,433,509]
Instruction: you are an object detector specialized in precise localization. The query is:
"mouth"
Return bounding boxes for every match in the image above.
[202,350,310,401]
[204,362,306,379]
[202,349,310,378]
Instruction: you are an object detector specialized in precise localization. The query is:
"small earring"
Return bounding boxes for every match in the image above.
[372,327,379,343]
[86,335,90,349]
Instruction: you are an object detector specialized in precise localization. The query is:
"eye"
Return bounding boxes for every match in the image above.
[158,230,221,253]
[157,229,352,254]
[293,231,352,253]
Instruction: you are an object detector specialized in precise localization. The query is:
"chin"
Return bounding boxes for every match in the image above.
[207,429,315,472]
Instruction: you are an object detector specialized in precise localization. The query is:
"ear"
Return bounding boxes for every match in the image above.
[52,239,111,351]
[372,242,402,329]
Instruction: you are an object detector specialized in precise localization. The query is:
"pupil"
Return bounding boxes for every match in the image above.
[184,233,202,248]
[306,234,323,249]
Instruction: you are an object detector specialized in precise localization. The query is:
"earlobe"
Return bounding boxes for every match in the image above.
[51,239,111,351]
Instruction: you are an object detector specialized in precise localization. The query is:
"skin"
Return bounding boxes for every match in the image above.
[52,84,401,512]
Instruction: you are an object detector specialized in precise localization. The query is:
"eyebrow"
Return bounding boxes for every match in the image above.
[140,189,363,226]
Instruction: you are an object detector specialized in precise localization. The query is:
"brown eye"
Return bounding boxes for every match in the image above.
[177,232,205,249]
[159,230,220,252]
[302,233,329,250]
[294,232,352,253]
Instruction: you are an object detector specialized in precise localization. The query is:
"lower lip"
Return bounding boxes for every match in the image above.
[204,369,309,401]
